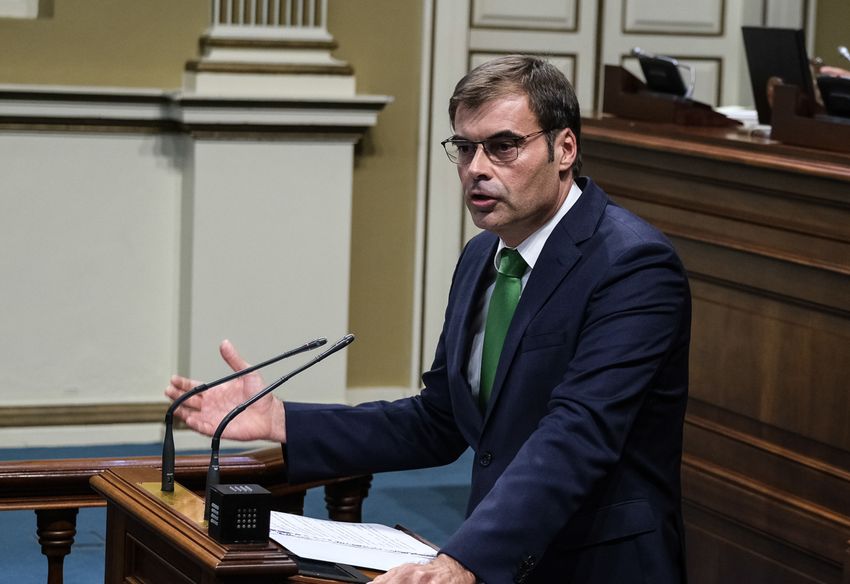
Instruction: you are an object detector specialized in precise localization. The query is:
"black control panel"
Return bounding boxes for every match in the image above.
[207,483,271,544]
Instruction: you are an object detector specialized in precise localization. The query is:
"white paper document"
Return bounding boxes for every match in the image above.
[269,512,438,572]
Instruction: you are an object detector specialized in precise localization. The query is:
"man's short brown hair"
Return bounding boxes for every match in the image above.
[449,55,582,176]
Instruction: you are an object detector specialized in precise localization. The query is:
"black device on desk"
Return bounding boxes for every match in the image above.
[817,75,850,118]
[207,483,272,544]
[632,48,694,98]
[294,557,371,583]
[742,26,815,124]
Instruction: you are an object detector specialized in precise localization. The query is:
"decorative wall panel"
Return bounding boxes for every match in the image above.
[470,51,575,81]
[472,0,578,31]
[623,0,724,35]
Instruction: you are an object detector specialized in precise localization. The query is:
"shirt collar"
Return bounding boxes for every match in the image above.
[493,180,583,270]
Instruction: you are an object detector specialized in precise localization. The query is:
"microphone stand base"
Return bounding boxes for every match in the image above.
[140,481,208,528]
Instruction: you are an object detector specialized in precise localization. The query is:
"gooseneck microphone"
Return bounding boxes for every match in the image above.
[203,333,355,521]
[839,46,850,65]
[161,337,327,492]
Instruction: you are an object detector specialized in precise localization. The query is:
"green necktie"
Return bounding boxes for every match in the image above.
[480,248,527,409]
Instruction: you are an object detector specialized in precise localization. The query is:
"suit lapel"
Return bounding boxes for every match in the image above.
[483,178,609,420]
[446,235,497,424]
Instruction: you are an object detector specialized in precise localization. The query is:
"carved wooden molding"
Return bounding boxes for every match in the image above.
[0,402,166,428]
[0,87,389,135]
[185,60,354,76]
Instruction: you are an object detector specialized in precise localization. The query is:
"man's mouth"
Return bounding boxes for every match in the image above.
[468,193,498,209]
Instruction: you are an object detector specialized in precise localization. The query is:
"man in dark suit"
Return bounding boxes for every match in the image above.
[168,55,690,583]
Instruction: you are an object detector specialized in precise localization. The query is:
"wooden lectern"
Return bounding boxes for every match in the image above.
[602,65,739,127]
[91,467,378,583]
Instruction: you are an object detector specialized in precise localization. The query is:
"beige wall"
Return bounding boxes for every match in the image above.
[0,0,208,87]
[328,0,422,389]
[814,0,850,68]
[0,0,423,391]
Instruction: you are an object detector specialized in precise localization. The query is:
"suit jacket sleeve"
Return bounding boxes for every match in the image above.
[284,245,477,481]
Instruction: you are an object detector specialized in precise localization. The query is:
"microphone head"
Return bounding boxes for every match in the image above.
[317,333,355,356]
[839,45,850,63]
[326,333,355,352]
[308,337,328,349]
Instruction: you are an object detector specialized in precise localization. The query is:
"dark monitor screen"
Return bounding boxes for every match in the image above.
[817,75,850,118]
[742,26,814,124]
[637,54,689,97]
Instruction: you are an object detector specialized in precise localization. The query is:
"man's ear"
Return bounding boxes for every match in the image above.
[557,129,577,172]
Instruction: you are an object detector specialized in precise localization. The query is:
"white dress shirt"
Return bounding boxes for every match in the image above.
[466,181,583,399]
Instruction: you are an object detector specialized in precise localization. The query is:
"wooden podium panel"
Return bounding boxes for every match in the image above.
[582,118,850,584]
[91,467,379,584]
[92,467,296,583]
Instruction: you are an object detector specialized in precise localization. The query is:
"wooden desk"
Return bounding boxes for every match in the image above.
[91,467,379,583]
[583,117,850,584]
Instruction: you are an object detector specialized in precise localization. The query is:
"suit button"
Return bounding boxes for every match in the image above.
[479,452,493,467]
[514,554,536,583]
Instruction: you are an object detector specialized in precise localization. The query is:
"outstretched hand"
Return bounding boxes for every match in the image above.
[165,340,286,443]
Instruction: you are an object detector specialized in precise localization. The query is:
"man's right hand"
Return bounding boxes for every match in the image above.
[164,340,287,443]
[820,65,850,78]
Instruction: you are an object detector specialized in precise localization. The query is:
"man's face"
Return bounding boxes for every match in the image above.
[452,94,576,247]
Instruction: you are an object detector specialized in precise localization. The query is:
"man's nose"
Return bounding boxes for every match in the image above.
[466,143,491,176]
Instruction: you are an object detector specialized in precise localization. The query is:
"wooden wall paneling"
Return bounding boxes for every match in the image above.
[578,126,850,261]
[685,401,850,524]
[684,493,840,584]
[582,118,850,583]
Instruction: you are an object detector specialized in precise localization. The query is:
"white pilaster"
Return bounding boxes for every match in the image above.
[0,87,390,447]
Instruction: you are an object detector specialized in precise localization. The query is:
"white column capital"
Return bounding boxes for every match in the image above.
[185,0,353,97]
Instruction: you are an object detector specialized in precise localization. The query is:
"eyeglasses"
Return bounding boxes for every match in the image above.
[440,129,548,165]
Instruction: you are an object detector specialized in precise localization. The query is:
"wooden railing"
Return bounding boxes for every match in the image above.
[0,447,371,584]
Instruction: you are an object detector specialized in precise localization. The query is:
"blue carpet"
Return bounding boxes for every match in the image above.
[0,444,472,583]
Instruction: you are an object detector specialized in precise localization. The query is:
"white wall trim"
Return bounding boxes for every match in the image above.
[0,0,39,19]
[0,423,276,451]
[0,86,391,130]
[407,0,435,390]
[421,0,471,381]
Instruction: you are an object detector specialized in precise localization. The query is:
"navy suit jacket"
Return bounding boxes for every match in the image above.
[286,177,691,583]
